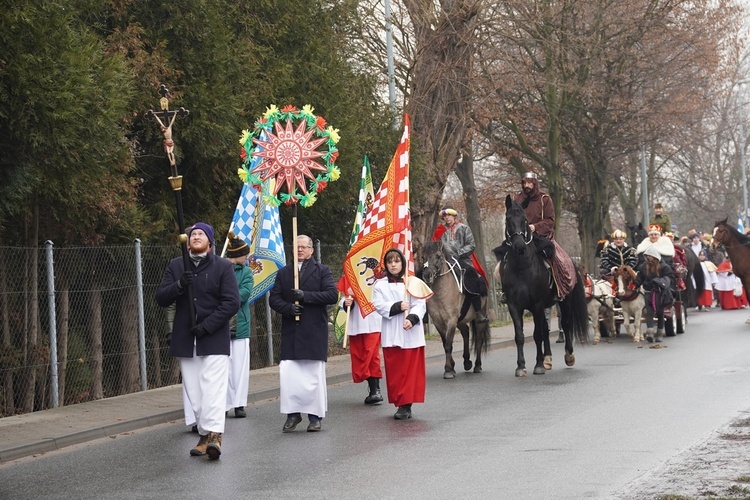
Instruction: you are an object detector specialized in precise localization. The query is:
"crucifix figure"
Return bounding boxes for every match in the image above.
[147,84,189,170]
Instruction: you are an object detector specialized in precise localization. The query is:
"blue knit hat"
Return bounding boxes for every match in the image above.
[188,222,214,247]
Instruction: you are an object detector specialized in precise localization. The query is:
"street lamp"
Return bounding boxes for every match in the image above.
[737,82,749,228]
[146,85,195,324]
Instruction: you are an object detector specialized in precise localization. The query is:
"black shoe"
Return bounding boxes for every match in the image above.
[235,407,246,418]
[365,389,383,405]
[499,292,507,304]
[190,425,198,433]
[394,405,412,420]
[282,414,302,433]
[307,420,322,432]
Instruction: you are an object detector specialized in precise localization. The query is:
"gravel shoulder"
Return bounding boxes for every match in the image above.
[615,410,750,499]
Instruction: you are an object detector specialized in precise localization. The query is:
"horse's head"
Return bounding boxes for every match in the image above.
[712,218,731,248]
[504,194,532,254]
[421,241,446,286]
[626,221,647,247]
[614,264,637,294]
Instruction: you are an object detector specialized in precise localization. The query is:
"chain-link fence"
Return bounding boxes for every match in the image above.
[0,240,508,417]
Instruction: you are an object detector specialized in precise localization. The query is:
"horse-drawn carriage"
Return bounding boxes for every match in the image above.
[590,264,688,342]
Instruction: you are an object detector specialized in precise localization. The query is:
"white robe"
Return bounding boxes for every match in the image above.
[279,360,327,417]
[339,299,382,336]
[372,278,427,349]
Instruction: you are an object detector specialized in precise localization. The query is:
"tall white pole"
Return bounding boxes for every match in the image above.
[385,0,396,119]
[641,142,649,228]
[739,84,748,228]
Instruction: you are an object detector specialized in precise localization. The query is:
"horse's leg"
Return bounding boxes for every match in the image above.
[459,323,472,371]
[472,320,484,373]
[442,320,459,379]
[603,299,616,340]
[588,301,601,345]
[633,299,644,342]
[533,308,549,375]
[509,305,527,377]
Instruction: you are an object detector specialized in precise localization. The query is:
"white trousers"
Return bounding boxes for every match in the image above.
[226,338,250,410]
[180,348,229,435]
[279,360,327,418]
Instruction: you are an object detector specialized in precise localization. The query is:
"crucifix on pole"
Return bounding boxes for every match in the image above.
[146,84,196,325]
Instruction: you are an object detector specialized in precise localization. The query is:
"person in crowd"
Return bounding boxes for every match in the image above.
[634,245,675,343]
[434,207,488,322]
[665,232,689,293]
[716,259,741,309]
[649,202,672,235]
[224,232,254,419]
[156,222,240,460]
[695,249,717,311]
[599,229,638,281]
[689,231,707,258]
[636,224,675,270]
[341,291,383,405]
[372,248,429,420]
[269,235,338,433]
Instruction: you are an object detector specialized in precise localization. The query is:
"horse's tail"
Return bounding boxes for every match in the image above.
[472,317,490,357]
[559,267,590,345]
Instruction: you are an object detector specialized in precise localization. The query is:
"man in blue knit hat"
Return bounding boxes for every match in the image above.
[156,222,240,460]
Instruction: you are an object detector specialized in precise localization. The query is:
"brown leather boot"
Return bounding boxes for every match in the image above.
[190,433,210,456]
[206,432,223,460]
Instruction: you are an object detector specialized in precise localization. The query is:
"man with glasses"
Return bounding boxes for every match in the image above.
[270,235,338,433]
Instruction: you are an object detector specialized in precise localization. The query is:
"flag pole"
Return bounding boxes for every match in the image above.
[220,222,234,258]
[293,203,300,321]
[343,302,351,349]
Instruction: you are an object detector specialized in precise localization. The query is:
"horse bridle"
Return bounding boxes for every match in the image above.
[423,243,462,289]
[505,226,533,246]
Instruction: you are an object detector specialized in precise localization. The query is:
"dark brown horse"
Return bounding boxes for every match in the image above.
[713,218,750,322]
[493,195,589,377]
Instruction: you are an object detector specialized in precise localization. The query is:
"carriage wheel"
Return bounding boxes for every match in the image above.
[675,301,686,334]
[664,305,676,337]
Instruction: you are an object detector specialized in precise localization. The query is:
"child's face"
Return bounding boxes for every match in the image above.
[386,255,403,275]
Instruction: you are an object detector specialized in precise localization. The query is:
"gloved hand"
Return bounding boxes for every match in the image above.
[291,303,304,316]
[292,289,305,302]
[179,271,194,289]
[191,323,208,338]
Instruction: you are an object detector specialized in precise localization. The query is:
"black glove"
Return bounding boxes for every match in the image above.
[179,271,194,289]
[291,303,304,316]
[292,289,305,302]
[191,323,208,338]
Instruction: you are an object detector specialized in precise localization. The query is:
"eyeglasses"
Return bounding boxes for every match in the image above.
[296,245,312,250]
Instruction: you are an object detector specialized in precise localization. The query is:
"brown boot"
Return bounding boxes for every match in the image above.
[206,432,222,460]
[190,433,210,456]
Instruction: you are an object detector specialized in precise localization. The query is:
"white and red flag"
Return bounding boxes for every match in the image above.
[339,115,428,317]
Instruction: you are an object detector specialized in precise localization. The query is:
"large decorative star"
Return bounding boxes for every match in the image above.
[250,118,328,195]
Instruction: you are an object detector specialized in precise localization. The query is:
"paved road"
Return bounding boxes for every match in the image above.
[2,308,750,499]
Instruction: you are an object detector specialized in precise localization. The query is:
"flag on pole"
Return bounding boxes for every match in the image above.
[229,132,286,305]
[339,115,414,317]
[739,214,745,234]
[334,157,375,341]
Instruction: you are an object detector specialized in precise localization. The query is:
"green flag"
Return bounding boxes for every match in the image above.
[334,156,375,342]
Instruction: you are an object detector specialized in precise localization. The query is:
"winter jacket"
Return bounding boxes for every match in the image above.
[156,252,240,357]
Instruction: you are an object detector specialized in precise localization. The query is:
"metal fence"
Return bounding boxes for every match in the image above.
[0,240,507,417]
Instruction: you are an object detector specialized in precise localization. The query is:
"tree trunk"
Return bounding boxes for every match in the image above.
[454,144,487,266]
[58,286,69,405]
[0,249,15,416]
[21,204,40,412]
[118,288,140,394]
[402,0,481,263]
[87,283,104,400]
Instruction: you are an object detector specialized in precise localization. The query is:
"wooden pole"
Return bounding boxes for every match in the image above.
[293,204,300,321]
